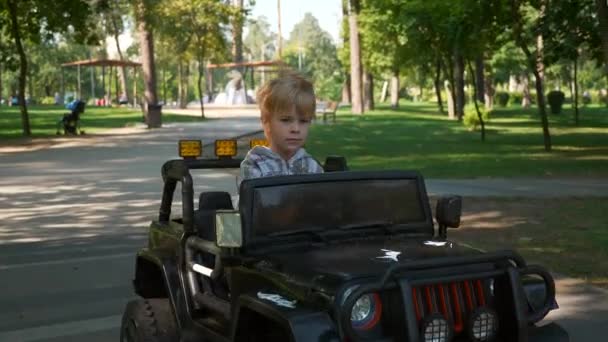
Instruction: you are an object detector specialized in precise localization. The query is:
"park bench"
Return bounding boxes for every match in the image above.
[315,100,338,123]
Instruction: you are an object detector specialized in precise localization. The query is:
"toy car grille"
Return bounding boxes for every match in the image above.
[412,280,490,334]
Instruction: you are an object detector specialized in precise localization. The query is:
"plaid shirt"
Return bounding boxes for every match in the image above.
[240,146,323,182]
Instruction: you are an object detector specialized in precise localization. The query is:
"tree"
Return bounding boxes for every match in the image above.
[243,15,275,85]
[283,13,343,101]
[542,0,600,124]
[101,0,132,103]
[231,0,244,69]
[359,0,409,109]
[133,0,161,127]
[510,0,552,151]
[0,0,96,136]
[596,0,608,78]
[157,0,235,118]
[243,16,274,61]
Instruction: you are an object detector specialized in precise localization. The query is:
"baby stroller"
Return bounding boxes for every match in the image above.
[56,100,86,135]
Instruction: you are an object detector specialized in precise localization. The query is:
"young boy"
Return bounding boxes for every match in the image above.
[240,72,323,180]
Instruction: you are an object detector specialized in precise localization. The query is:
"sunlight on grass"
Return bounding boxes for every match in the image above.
[308,102,608,178]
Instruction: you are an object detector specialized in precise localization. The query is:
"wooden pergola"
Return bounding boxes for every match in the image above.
[61,58,141,106]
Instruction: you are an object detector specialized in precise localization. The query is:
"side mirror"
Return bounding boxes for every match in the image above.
[324,155,348,172]
[215,210,243,248]
[436,195,462,238]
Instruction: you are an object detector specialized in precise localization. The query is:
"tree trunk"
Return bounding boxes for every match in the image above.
[441,55,456,119]
[135,0,161,128]
[484,66,494,110]
[349,0,363,114]
[475,56,485,103]
[455,52,465,120]
[178,60,186,108]
[535,2,551,151]
[363,71,374,111]
[445,81,455,118]
[573,57,579,125]
[390,69,399,108]
[522,73,531,108]
[197,52,206,118]
[111,8,129,102]
[341,0,350,105]
[341,75,351,104]
[468,61,486,142]
[596,0,608,78]
[232,0,244,72]
[380,80,388,103]
[434,58,444,113]
[511,0,551,151]
[7,0,31,136]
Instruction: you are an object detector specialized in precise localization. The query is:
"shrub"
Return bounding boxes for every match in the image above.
[463,105,491,131]
[509,92,523,106]
[39,96,56,105]
[547,90,565,114]
[494,92,510,107]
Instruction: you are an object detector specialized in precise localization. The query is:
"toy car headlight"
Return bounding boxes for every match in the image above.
[179,139,202,158]
[215,139,237,157]
[350,293,382,330]
[249,138,269,149]
[468,307,498,342]
[421,313,452,342]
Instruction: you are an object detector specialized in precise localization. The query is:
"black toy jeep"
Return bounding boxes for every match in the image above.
[120,140,569,342]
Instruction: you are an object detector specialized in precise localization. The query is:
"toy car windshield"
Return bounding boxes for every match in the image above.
[239,171,435,242]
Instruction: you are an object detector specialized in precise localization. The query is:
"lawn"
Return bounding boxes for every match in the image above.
[307,102,608,178]
[447,197,608,288]
[0,104,206,139]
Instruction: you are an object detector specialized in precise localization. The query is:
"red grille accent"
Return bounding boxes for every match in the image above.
[414,280,488,334]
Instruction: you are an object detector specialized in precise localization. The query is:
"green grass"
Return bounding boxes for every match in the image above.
[0,104,206,139]
[307,102,608,178]
[449,197,608,288]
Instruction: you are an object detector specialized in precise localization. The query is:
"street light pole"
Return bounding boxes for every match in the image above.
[277,0,282,59]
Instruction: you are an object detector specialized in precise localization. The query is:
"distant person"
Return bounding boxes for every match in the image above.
[54,92,62,105]
[240,72,323,181]
[10,94,19,106]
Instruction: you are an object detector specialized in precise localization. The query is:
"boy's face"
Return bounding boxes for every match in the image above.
[263,109,311,160]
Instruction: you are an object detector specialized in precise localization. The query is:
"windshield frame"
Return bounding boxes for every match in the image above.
[238,171,434,248]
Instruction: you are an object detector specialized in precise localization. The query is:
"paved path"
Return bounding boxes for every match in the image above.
[1,119,606,341]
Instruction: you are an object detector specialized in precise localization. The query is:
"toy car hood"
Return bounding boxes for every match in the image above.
[256,236,483,292]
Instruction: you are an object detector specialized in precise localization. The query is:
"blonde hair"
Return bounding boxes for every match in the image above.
[257,71,316,122]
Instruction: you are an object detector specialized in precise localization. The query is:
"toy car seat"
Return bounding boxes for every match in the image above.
[194,191,234,299]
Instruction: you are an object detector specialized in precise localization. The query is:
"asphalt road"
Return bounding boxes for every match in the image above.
[1,119,607,341]
[0,119,260,342]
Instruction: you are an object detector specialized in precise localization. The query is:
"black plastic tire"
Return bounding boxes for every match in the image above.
[120,298,178,342]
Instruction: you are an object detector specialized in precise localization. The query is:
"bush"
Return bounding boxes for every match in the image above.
[494,92,510,107]
[39,96,56,105]
[463,105,491,131]
[547,90,565,114]
[509,92,523,106]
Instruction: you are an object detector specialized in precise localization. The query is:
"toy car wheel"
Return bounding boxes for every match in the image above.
[120,299,178,342]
